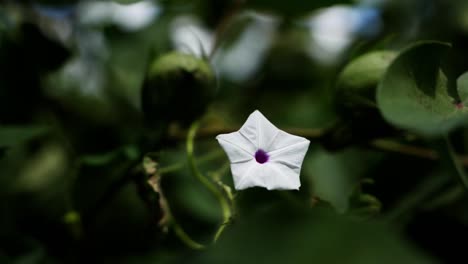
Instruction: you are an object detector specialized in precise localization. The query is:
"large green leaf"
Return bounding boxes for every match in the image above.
[196,208,433,264]
[377,41,468,136]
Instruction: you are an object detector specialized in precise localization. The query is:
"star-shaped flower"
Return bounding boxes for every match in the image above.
[216,110,310,190]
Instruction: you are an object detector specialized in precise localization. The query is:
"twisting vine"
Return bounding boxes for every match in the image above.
[186,121,233,243]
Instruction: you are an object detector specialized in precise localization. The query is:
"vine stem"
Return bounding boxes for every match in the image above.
[186,121,232,242]
[171,125,468,166]
[444,136,468,190]
[172,221,205,250]
[147,170,205,250]
[385,136,468,225]
[159,149,225,175]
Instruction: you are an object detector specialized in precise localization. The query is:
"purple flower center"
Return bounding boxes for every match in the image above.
[255,149,269,164]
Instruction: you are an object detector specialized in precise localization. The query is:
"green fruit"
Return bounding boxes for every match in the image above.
[323,51,399,150]
[336,50,397,116]
[141,52,216,125]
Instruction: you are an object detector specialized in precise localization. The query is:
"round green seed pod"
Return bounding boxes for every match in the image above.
[323,51,398,150]
[335,50,397,117]
[141,52,216,125]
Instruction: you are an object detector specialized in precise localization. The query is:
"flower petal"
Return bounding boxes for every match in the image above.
[269,139,310,171]
[267,130,310,153]
[217,110,310,191]
[233,162,301,190]
[264,163,301,190]
[216,132,255,164]
[230,160,262,190]
[239,110,279,150]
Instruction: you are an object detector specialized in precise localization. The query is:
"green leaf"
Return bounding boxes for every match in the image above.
[196,208,434,264]
[304,148,382,213]
[376,41,468,136]
[0,126,48,148]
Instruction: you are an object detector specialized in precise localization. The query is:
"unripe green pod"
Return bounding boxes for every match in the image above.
[335,50,397,117]
[323,51,398,150]
[141,52,216,125]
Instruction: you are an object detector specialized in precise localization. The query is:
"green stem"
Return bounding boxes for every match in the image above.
[187,121,232,242]
[172,221,205,250]
[159,149,224,175]
[147,168,205,249]
[444,136,468,190]
[369,139,438,160]
[171,125,468,167]
[159,163,185,175]
[213,221,229,242]
[210,161,230,181]
[385,173,449,225]
[384,137,467,226]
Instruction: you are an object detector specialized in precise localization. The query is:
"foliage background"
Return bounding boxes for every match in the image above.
[2,0,468,263]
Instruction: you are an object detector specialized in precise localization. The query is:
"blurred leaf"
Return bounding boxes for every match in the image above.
[165,168,222,223]
[457,71,468,104]
[37,0,80,5]
[422,185,464,211]
[348,193,382,220]
[385,170,451,224]
[15,144,68,193]
[0,236,48,264]
[86,182,158,253]
[19,23,70,73]
[304,148,381,213]
[79,145,139,166]
[376,41,468,136]
[159,147,223,225]
[196,207,434,264]
[246,0,353,17]
[0,126,48,148]
[44,57,118,124]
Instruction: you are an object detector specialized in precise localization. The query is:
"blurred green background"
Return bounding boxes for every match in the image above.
[2,0,468,263]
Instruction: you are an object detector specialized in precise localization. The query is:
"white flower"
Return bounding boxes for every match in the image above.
[216,110,310,190]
